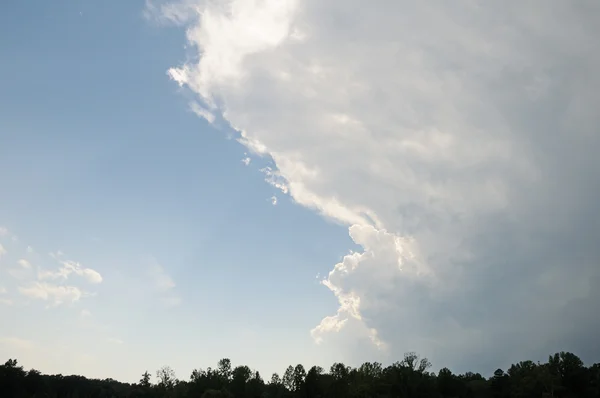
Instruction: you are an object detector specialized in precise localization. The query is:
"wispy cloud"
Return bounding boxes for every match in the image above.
[40,258,103,284]
[0,298,13,306]
[0,231,101,309]
[148,260,181,307]
[0,287,12,306]
[189,101,215,123]
[80,309,92,318]
[107,338,124,345]
[19,282,83,306]
[0,243,6,258]
[149,262,175,291]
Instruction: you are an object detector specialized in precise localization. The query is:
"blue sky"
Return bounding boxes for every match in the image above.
[2,0,600,384]
[0,0,353,381]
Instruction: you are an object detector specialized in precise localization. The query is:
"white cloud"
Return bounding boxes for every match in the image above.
[0,244,6,257]
[80,309,92,317]
[18,259,31,269]
[190,101,216,123]
[162,296,182,308]
[8,266,32,281]
[149,262,176,291]
[0,287,10,306]
[0,298,13,306]
[107,338,124,345]
[148,260,182,307]
[19,282,83,306]
[270,196,278,206]
[160,0,600,370]
[241,157,251,166]
[40,259,103,284]
[81,268,103,284]
[0,227,7,237]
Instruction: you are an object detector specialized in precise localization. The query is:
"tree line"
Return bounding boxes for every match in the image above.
[1,351,599,397]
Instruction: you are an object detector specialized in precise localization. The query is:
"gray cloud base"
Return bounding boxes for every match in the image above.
[157,0,600,373]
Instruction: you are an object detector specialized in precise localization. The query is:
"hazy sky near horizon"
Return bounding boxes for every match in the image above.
[1,0,599,383]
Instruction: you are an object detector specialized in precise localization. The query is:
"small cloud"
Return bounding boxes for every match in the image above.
[0,298,13,306]
[189,101,215,123]
[18,259,31,269]
[241,157,251,166]
[26,246,34,253]
[81,268,103,284]
[162,296,182,308]
[0,287,10,305]
[270,196,278,206]
[80,309,92,317]
[49,251,64,259]
[0,227,8,236]
[261,167,289,194]
[147,260,181,307]
[19,282,83,306]
[0,244,6,257]
[149,262,176,291]
[107,338,124,345]
[40,259,103,284]
[8,266,32,281]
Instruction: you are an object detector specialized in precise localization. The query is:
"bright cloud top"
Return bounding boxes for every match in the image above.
[154,0,600,369]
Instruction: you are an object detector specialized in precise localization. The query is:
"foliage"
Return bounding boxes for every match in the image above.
[0,352,598,398]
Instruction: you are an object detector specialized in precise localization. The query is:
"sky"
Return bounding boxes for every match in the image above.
[1,0,599,384]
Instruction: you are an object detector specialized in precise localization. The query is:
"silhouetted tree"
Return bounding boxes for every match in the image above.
[2,350,600,398]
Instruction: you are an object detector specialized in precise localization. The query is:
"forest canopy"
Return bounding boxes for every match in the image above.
[1,351,599,397]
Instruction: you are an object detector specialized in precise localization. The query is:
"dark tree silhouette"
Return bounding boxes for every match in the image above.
[1,351,599,397]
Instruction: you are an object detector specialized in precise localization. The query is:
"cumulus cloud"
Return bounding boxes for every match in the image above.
[19,282,83,306]
[157,0,600,370]
[40,259,103,284]
[0,236,100,308]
